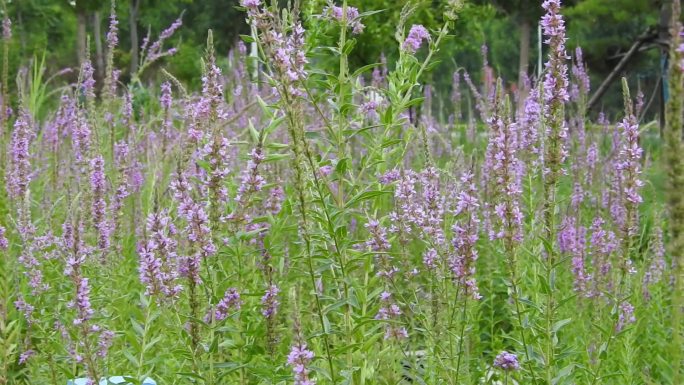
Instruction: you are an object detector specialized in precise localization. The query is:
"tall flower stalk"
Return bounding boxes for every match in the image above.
[243,1,338,380]
[539,1,569,382]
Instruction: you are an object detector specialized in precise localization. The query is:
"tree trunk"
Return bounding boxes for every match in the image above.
[76,9,87,65]
[518,17,531,111]
[93,11,105,85]
[129,0,140,74]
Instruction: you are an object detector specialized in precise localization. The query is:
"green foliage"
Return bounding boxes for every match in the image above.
[0,0,680,384]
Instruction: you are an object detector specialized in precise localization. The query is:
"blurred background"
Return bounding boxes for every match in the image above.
[0,0,675,120]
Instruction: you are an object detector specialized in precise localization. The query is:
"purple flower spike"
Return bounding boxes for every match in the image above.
[403,25,430,54]
[287,343,316,385]
[261,284,280,319]
[494,351,520,371]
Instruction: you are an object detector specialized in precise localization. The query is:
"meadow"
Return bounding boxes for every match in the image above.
[0,0,683,384]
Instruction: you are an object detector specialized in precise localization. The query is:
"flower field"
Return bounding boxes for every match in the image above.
[0,0,683,384]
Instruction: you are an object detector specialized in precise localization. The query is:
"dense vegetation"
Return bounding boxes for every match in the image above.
[0,0,683,384]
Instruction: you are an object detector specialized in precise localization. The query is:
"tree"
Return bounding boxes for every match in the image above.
[129,0,140,73]
[70,0,102,65]
[471,0,539,91]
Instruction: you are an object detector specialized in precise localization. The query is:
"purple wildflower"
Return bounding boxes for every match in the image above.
[160,82,174,144]
[0,225,8,250]
[2,15,11,40]
[261,284,280,319]
[365,219,397,279]
[80,59,96,101]
[73,277,95,325]
[541,0,570,170]
[423,248,438,270]
[234,147,266,207]
[318,165,333,177]
[616,301,635,332]
[97,329,115,358]
[90,156,111,252]
[324,4,365,34]
[241,0,261,9]
[559,216,590,295]
[483,97,524,242]
[106,4,119,50]
[287,343,316,385]
[184,202,216,260]
[265,185,285,215]
[361,100,379,120]
[144,16,182,64]
[379,169,400,184]
[14,296,35,323]
[160,81,173,110]
[587,216,617,297]
[72,117,92,164]
[449,171,482,299]
[18,349,35,365]
[571,47,590,101]
[375,292,407,340]
[6,108,34,200]
[138,210,182,300]
[212,288,242,322]
[199,135,231,208]
[494,351,520,371]
[614,109,643,238]
[403,25,430,54]
[519,87,542,162]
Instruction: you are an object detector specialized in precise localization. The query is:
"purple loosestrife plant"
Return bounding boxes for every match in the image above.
[62,220,113,382]
[4,1,678,383]
[6,107,34,202]
[160,81,174,151]
[135,15,182,77]
[365,219,406,340]
[375,292,407,340]
[482,86,536,378]
[0,225,8,250]
[494,351,521,371]
[287,343,316,385]
[323,3,365,34]
[90,155,111,254]
[208,288,241,323]
[138,210,182,301]
[615,80,644,245]
[103,0,119,97]
[261,284,280,319]
[482,87,524,244]
[288,313,317,385]
[539,1,570,381]
[262,284,280,351]
[229,145,267,224]
[519,86,542,168]
[449,171,481,299]
[402,25,430,54]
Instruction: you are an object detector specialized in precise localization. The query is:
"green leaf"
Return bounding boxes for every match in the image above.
[552,318,572,333]
[345,190,390,209]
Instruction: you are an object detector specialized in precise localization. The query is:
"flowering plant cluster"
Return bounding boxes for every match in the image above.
[0,1,679,385]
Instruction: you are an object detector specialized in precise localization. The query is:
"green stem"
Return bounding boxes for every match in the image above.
[136,301,153,380]
[453,287,469,385]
